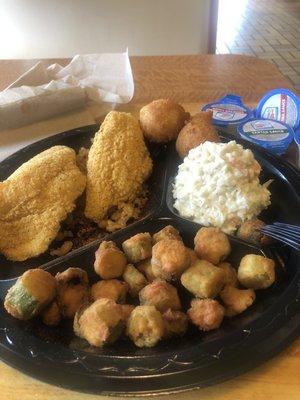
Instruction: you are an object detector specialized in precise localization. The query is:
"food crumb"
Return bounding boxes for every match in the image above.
[50,241,73,257]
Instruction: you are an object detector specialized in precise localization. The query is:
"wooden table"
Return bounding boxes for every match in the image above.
[0,55,299,400]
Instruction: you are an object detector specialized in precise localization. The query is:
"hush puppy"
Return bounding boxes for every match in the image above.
[139,280,181,312]
[218,262,238,287]
[91,279,128,303]
[152,225,182,244]
[56,267,89,319]
[181,260,225,298]
[194,227,231,265]
[140,99,189,143]
[151,239,190,281]
[162,309,188,338]
[237,219,271,245]
[238,254,275,289]
[220,285,256,317]
[94,241,127,279]
[176,110,220,158]
[74,298,124,347]
[126,305,164,347]
[123,264,148,297]
[122,233,152,263]
[188,299,225,331]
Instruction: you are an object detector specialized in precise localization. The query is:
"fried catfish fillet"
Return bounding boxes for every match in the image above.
[0,146,86,261]
[84,111,152,226]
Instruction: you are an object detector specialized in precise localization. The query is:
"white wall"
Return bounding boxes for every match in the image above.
[0,0,212,58]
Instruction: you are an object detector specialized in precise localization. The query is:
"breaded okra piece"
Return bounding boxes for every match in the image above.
[4,269,56,320]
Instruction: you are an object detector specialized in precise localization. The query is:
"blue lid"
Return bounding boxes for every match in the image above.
[256,88,300,129]
[202,94,253,127]
[295,128,300,145]
[238,118,294,155]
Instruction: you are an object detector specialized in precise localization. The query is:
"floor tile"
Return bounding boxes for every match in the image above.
[216,0,300,94]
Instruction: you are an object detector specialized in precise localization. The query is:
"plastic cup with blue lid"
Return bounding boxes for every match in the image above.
[202,94,253,134]
[238,118,294,155]
[256,88,300,130]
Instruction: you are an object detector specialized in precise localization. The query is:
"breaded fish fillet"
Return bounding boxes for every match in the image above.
[85,111,152,226]
[0,146,86,261]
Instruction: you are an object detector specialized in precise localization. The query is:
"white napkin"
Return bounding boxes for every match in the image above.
[0,52,134,161]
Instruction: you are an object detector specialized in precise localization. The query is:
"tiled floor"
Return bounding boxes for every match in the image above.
[216,0,300,93]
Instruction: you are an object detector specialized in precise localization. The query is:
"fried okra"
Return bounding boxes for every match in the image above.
[152,225,182,244]
[220,286,256,317]
[187,248,198,265]
[237,219,271,245]
[122,233,152,263]
[94,241,127,279]
[139,99,189,143]
[218,262,238,287]
[123,264,148,297]
[139,280,181,312]
[126,305,164,347]
[238,254,275,289]
[56,267,89,318]
[91,279,128,303]
[136,258,156,282]
[4,269,56,320]
[194,227,231,265]
[181,260,225,298]
[120,304,135,323]
[151,239,190,281]
[74,298,124,347]
[41,301,61,327]
[162,309,188,338]
[188,299,225,331]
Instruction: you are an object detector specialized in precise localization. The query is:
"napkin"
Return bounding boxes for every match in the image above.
[0,52,134,161]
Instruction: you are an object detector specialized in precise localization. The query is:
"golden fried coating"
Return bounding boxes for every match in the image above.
[41,301,61,327]
[122,233,152,263]
[194,227,231,265]
[91,279,128,303]
[139,99,189,143]
[123,264,148,297]
[4,269,56,320]
[187,248,198,265]
[126,305,164,348]
[238,254,275,289]
[176,110,220,158]
[0,146,86,261]
[151,239,190,281]
[84,111,152,228]
[220,285,256,317]
[139,280,181,312]
[94,241,127,279]
[136,259,156,282]
[218,262,238,287]
[74,299,124,347]
[120,304,135,323]
[188,299,225,331]
[152,225,182,244]
[237,219,272,245]
[162,309,188,338]
[56,267,89,318]
[181,260,225,298]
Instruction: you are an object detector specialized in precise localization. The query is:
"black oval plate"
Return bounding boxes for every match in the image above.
[0,125,299,396]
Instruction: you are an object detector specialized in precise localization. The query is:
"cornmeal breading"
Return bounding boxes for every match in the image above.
[0,146,86,261]
[84,111,152,226]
